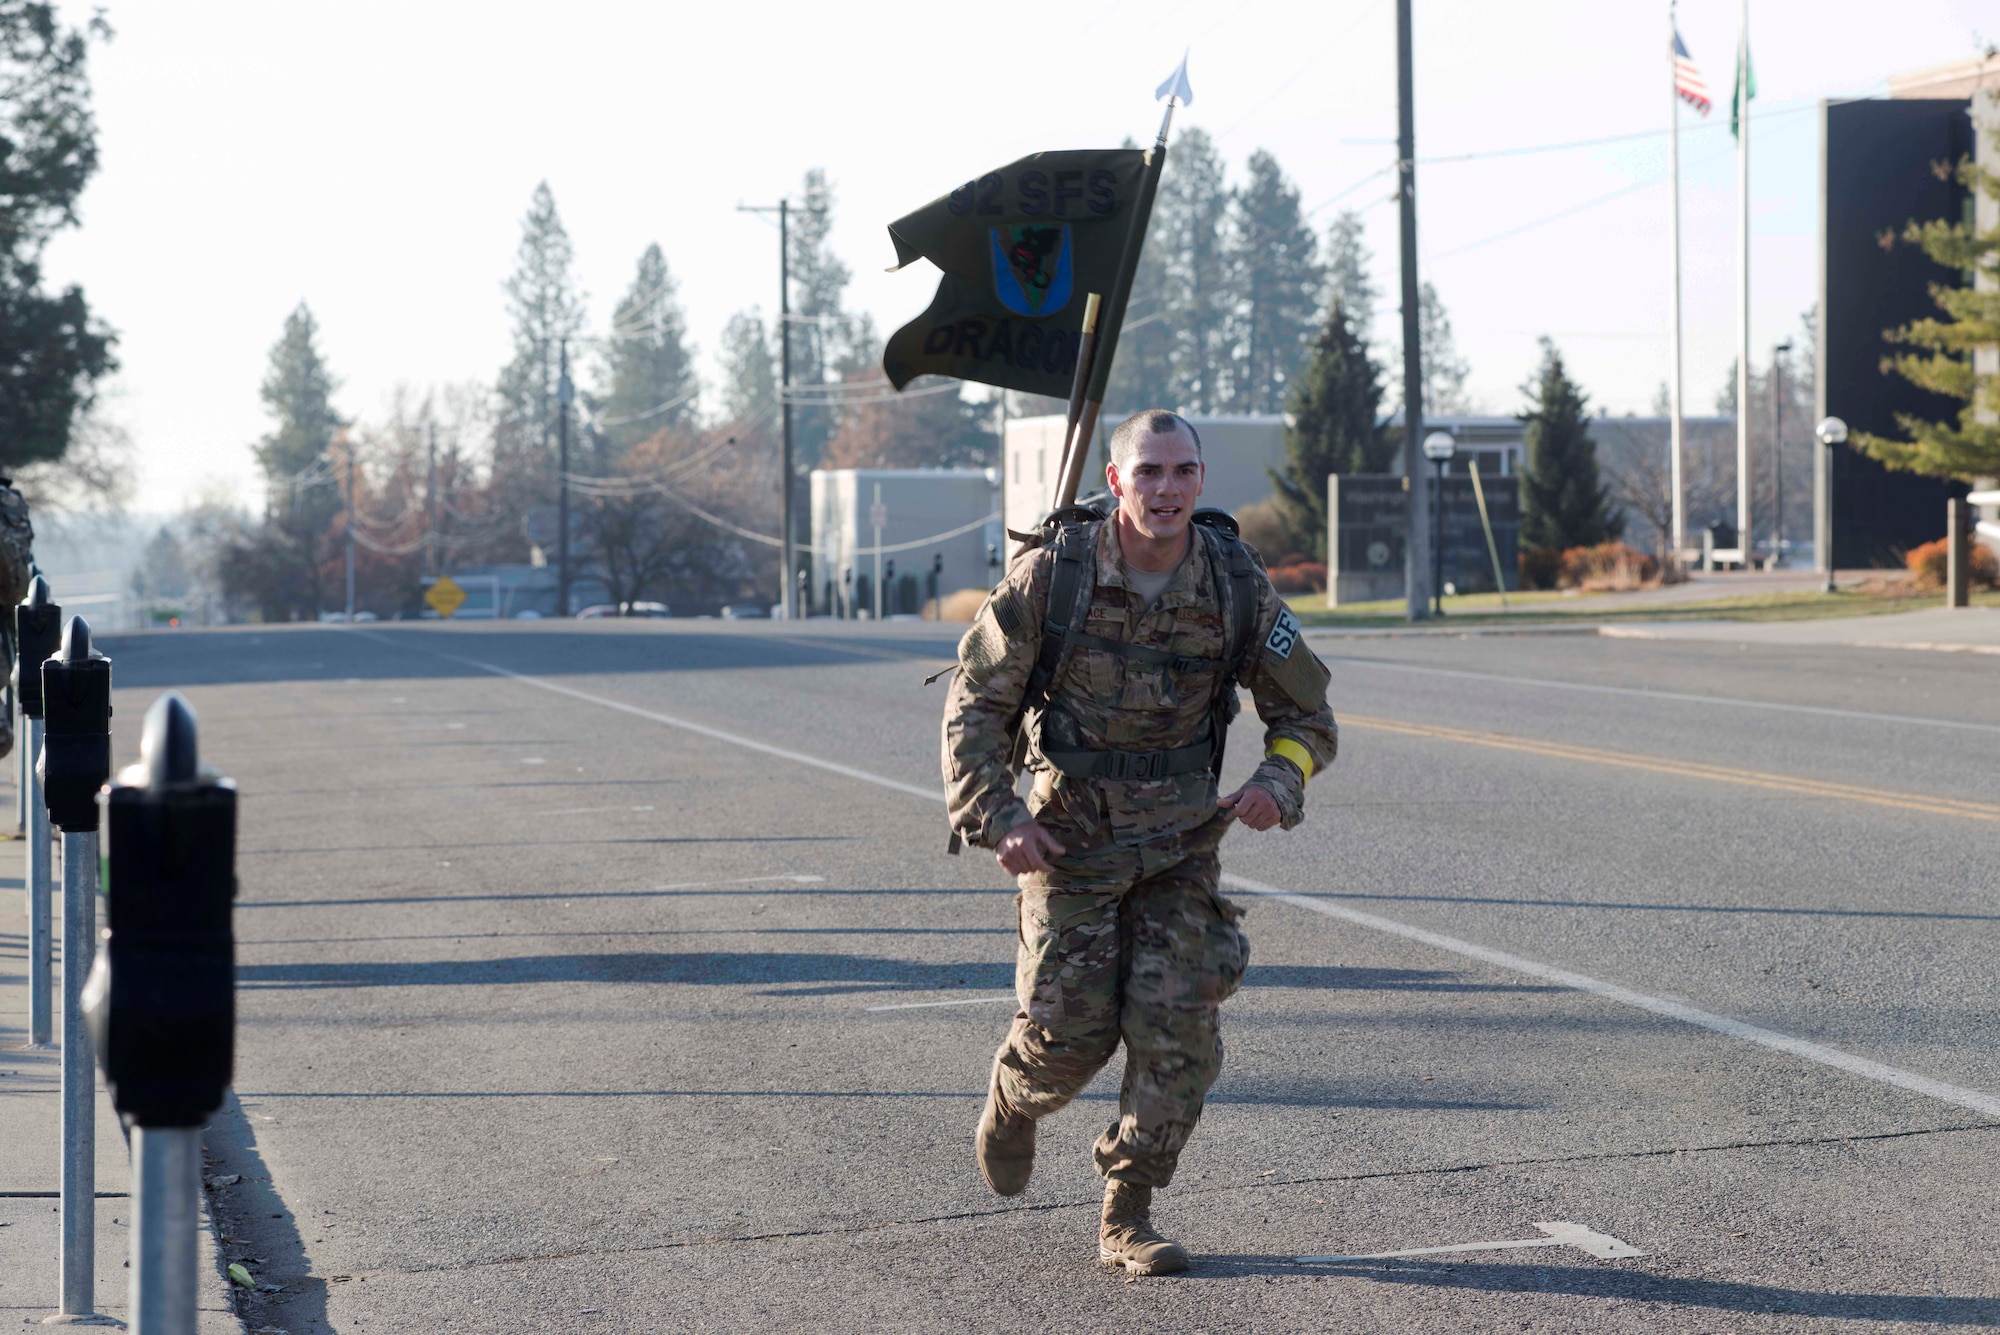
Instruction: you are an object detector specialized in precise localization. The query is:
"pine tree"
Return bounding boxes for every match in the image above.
[718,309,778,439]
[1104,130,1236,414]
[788,167,852,466]
[1228,150,1320,414]
[1270,302,1392,557]
[1105,135,1175,411]
[599,242,697,456]
[0,5,116,470]
[1519,338,1619,553]
[1322,211,1377,345]
[245,303,345,618]
[1855,136,2000,477]
[1388,281,1472,413]
[1169,130,1235,414]
[496,182,585,456]
[1418,282,1472,413]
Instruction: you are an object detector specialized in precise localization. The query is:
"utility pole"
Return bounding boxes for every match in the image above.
[425,421,438,578]
[739,199,797,619]
[557,338,573,617]
[344,436,356,620]
[1396,0,1431,622]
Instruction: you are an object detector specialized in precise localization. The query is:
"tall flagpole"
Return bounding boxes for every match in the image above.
[1668,0,1686,558]
[1735,0,1752,566]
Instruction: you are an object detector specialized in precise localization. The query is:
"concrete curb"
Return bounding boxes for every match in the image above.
[1303,623,1603,640]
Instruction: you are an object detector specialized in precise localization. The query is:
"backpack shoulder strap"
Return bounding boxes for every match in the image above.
[1023,519,1100,709]
[1197,523,1259,677]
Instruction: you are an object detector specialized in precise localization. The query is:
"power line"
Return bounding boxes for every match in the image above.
[1304,95,1838,223]
[587,385,700,429]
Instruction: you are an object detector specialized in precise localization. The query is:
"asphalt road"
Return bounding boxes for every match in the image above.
[77,619,2000,1332]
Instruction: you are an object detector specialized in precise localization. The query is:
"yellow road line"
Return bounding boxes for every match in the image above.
[1343,713,2000,825]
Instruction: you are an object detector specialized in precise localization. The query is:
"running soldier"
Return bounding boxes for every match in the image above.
[941,409,1338,1275]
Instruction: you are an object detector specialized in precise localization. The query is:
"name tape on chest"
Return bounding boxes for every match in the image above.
[1265,605,1301,660]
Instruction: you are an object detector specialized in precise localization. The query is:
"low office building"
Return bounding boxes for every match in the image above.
[809,468,1001,617]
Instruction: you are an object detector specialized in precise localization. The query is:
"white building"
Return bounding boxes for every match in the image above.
[1001,414,1287,537]
[809,468,1002,617]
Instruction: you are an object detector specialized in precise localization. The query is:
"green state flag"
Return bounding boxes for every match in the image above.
[1730,34,1755,142]
[882,148,1149,399]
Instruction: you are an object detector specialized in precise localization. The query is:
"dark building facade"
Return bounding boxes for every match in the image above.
[1817,97,1974,567]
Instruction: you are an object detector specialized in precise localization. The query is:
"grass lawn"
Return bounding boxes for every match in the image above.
[1287,584,2000,629]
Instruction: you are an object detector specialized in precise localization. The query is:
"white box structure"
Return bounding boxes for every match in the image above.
[809,468,1002,617]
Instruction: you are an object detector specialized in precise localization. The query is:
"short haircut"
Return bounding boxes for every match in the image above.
[1109,409,1201,469]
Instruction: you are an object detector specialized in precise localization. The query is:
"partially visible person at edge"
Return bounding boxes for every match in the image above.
[0,477,33,759]
[939,409,1338,1276]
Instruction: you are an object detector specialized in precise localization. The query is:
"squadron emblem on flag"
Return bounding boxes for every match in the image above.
[990,224,1073,317]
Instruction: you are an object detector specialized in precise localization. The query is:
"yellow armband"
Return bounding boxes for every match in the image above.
[1266,738,1315,782]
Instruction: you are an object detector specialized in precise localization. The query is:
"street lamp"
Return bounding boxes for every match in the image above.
[1814,416,1848,594]
[1423,431,1457,616]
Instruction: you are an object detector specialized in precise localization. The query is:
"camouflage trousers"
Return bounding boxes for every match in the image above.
[992,815,1249,1188]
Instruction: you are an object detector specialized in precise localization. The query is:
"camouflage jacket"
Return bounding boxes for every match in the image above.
[0,482,30,610]
[941,518,1338,850]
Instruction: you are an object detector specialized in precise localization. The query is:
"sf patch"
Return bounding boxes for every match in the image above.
[1264,605,1301,660]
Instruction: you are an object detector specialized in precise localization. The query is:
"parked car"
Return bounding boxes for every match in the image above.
[720,603,769,620]
[577,601,672,618]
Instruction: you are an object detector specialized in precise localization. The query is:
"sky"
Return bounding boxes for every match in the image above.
[40,0,1996,515]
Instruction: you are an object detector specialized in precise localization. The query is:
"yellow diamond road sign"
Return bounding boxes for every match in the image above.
[425,575,467,619]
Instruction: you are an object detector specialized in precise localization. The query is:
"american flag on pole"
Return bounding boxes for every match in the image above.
[1673,30,1712,115]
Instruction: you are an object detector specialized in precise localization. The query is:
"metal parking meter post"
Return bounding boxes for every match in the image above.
[42,614,112,1321]
[17,576,59,1047]
[84,693,237,1335]
[59,828,99,1315]
[129,1129,201,1334]
[26,712,49,1043]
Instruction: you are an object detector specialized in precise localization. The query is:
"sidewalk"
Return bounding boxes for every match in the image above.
[1599,604,2000,652]
[1,777,237,1330]
[1514,566,1838,615]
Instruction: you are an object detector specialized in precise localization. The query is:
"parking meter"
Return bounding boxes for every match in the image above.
[15,574,58,719]
[40,615,111,832]
[83,693,236,1126]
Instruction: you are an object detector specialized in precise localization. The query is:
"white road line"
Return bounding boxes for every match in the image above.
[1223,874,2000,1120]
[356,629,2000,1122]
[1318,655,2000,736]
[1299,1221,1644,1265]
[864,994,1018,1012]
[540,804,656,817]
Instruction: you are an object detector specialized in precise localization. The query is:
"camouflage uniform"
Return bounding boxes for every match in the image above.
[0,481,32,760]
[942,517,1337,1187]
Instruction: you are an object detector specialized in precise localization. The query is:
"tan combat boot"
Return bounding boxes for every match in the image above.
[1098,1180,1189,1275]
[974,1061,1035,1197]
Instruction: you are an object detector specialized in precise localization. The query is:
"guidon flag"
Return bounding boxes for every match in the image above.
[881,148,1149,400]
